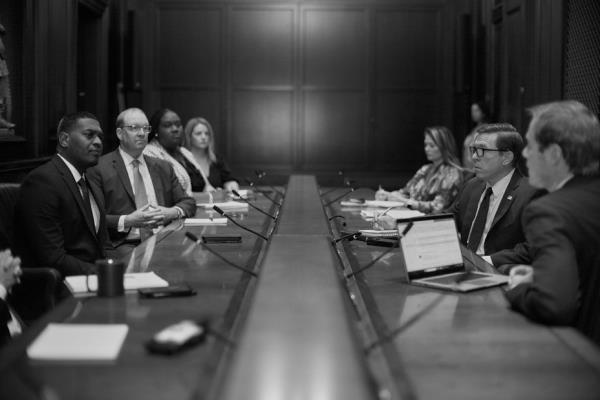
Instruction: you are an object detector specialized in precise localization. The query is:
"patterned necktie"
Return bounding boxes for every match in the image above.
[131,159,148,208]
[467,187,493,252]
[77,177,95,230]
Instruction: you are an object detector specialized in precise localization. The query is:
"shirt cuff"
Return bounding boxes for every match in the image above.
[0,284,7,300]
[482,255,493,265]
[118,215,126,232]
[174,206,185,218]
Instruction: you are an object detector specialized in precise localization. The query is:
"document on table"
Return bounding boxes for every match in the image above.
[198,201,249,212]
[65,272,169,294]
[340,200,407,208]
[360,208,423,220]
[184,218,228,226]
[27,323,129,362]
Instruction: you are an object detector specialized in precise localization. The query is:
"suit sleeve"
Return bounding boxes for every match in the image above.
[166,163,196,217]
[19,173,96,276]
[504,202,580,325]
[215,157,237,186]
[86,165,120,230]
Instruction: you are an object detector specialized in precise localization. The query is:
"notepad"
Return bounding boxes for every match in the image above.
[184,218,228,226]
[27,323,129,362]
[360,208,423,220]
[65,272,169,294]
[199,201,249,212]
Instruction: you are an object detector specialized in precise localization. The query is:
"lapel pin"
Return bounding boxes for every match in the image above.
[507,195,513,201]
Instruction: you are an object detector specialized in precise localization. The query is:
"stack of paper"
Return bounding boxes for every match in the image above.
[359,229,400,238]
[340,200,406,208]
[184,218,228,226]
[65,272,169,294]
[199,201,249,212]
[27,323,129,362]
[360,208,423,220]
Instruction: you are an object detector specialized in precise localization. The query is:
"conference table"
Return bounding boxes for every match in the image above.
[0,175,599,400]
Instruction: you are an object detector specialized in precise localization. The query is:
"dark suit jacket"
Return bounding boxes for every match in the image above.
[87,150,196,246]
[0,298,12,347]
[505,176,600,327]
[446,170,543,266]
[183,155,237,192]
[14,156,107,277]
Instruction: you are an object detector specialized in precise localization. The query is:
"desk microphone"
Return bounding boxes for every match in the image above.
[332,230,362,244]
[323,187,354,207]
[345,245,398,279]
[212,205,269,241]
[320,170,346,197]
[232,189,276,220]
[344,222,413,278]
[254,170,284,196]
[184,232,258,277]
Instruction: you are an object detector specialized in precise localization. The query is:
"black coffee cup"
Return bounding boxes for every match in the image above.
[96,258,125,297]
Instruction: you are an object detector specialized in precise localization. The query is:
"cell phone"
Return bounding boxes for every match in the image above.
[138,284,196,298]
[202,235,242,244]
[145,320,207,355]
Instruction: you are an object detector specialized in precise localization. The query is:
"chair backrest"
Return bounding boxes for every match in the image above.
[0,183,20,248]
[9,268,62,325]
[577,254,600,345]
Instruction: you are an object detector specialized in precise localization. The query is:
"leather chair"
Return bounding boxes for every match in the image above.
[0,182,61,325]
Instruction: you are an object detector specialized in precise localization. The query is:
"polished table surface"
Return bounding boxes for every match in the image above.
[1,177,600,400]
[324,186,600,400]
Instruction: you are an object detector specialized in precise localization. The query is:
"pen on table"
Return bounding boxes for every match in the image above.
[400,221,414,238]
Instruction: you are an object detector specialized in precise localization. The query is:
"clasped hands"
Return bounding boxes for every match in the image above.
[374,188,417,209]
[508,265,534,289]
[124,204,181,229]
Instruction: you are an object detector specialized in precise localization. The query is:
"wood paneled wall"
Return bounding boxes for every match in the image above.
[139,0,455,174]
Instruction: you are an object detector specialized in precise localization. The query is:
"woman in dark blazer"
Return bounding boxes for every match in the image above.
[182,117,238,192]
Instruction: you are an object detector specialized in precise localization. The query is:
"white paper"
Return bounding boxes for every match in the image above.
[184,218,228,226]
[27,323,129,361]
[65,272,169,294]
[364,200,407,208]
[360,208,423,220]
[359,229,399,238]
[199,201,249,211]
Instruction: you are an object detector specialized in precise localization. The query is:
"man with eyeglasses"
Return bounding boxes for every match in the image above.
[87,108,195,255]
[505,101,600,339]
[445,123,542,268]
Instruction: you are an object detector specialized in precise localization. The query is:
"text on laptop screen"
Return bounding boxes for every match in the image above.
[397,217,463,273]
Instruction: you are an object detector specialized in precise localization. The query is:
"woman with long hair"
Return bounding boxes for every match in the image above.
[375,126,463,213]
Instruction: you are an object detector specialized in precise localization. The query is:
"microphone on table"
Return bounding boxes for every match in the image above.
[331,230,362,244]
[184,232,258,277]
[321,170,345,197]
[323,186,355,207]
[212,205,269,241]
[232,189,276,220]
[254,170,284,197]
[244,178,282,207]
[344,222,413,279]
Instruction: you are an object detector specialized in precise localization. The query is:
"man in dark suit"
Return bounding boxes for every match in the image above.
[87,108,195,253]
[446,123,542,267]
[506,101,600,334]
[14,112,108,277]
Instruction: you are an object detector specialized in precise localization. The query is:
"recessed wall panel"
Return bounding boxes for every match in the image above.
[230,91,293,166]
[231,8,294,86]
[158,7,221,88]
[303,91,366,167]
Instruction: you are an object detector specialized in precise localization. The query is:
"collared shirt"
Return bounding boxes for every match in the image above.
[472,169,515,255]
[553,174,574,192]
[0,284,22,337]
[117,148,158,235]
[57,154,101,233]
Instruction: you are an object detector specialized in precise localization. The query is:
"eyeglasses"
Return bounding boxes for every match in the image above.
[469,146,506,157]
[160,121,182,129]
[121,125,152,134]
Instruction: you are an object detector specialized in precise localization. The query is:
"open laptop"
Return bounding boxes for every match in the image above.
[396,214,508,292]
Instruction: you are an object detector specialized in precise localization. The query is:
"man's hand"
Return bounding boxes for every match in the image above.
[155,206,182,224]
[124,204,163,229]
[0,249,22,290]
[508,265,534,289]
[375,189,389,201]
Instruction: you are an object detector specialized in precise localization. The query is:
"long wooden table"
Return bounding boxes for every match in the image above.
[324,186,600,400]
[1,176,599,400]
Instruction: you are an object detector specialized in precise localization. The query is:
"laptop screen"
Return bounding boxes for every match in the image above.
[396,215,463,274]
